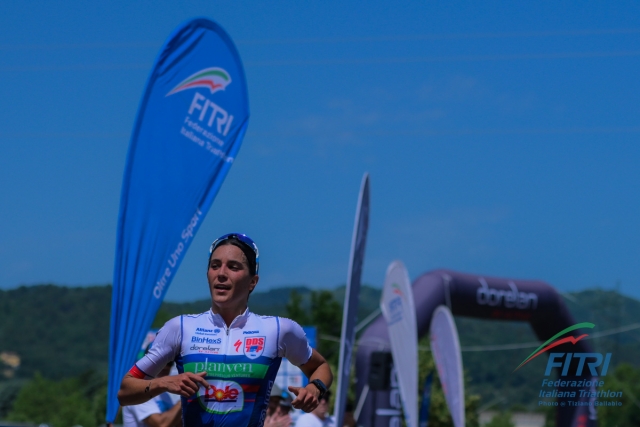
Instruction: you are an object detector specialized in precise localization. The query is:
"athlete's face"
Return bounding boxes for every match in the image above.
[207,244,259,311]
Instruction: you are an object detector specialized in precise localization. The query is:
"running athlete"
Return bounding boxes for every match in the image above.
[118,233,333,427]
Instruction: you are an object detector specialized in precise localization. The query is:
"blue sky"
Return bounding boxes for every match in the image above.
[1,1,640,302]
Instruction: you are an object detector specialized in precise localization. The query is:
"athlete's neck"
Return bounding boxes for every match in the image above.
[211,303,247,327]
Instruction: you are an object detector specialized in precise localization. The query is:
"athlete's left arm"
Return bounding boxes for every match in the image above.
[279,318,333,412]
[289,349,333,412]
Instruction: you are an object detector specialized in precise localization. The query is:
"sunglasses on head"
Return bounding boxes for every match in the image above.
[209,233,260,274]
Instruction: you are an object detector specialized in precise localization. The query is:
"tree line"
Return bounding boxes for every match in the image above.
[1,285,640,426]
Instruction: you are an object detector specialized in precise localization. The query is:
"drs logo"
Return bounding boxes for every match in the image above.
[244,336,265,359]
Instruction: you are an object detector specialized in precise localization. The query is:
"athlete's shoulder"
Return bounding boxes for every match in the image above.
[248,310,276,320]
[183,310,210,319]
[278,317,310,351]
[180,310,213,328]
[181,310,224,341]
[158,315,182,333]
[244,311,279,333]
[277,316,305,333]
[137,316,183,378]
[246,312,302,332]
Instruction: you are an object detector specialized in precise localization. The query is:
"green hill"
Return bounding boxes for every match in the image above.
[0,285,112,380]
[157,284,383,327]
[1,283,639,413]
[0,284,381,380]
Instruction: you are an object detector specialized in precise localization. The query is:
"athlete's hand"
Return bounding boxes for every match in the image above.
[288,384,320,413]
[159,372,209,397]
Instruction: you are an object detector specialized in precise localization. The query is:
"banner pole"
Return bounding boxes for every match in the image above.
[334,173,370,427]
[354,384,370,422]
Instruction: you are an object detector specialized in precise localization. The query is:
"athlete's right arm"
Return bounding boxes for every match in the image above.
[118,372,210,406]
[118,317,210,406]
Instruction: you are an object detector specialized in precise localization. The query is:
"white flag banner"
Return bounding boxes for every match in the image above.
[380,260,418,427]
[334,173,370,427]
[430,306,465,427]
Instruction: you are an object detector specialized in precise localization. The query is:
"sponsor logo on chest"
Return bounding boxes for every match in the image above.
[191,336,222,344]
[184,358,269,379]
[197,380,244,414]
[195,327,221,335]
[244,336,265,359]
[190,344,220,354]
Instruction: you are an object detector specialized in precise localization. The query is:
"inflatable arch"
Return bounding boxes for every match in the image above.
[355,269,598,427]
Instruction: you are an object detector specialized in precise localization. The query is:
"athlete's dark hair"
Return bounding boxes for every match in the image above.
[208,238,258,276]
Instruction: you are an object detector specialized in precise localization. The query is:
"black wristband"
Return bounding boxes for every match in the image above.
[310,379,327,399]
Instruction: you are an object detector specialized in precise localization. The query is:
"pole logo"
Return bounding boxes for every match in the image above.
[167,67,232,96]
[198,380,244,414]
[514,322,594,372]
[207,384,239,402]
